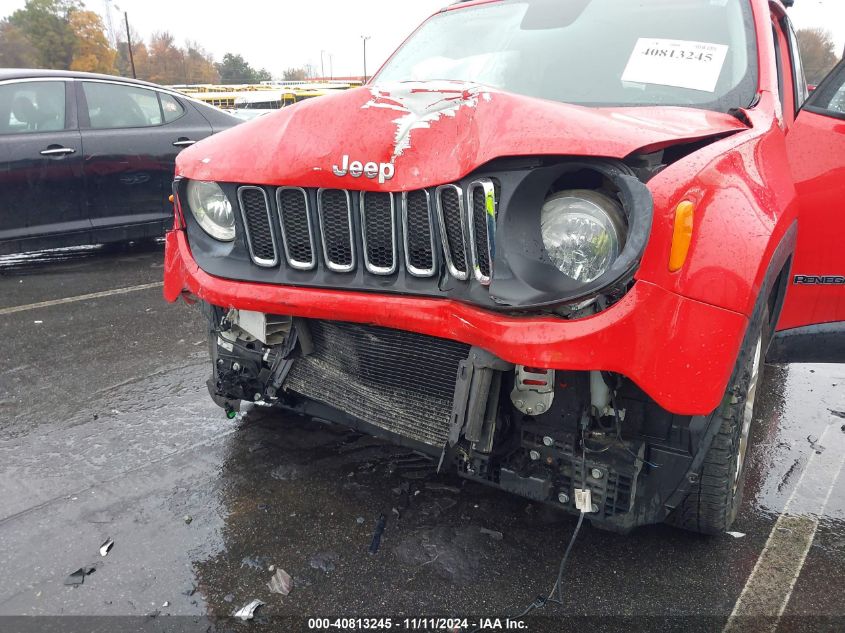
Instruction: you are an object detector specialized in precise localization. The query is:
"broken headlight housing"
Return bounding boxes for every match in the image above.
[540,190,627,284]
[186,180,236,242]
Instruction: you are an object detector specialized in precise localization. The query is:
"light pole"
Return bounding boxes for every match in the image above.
[320,50,326,80]
[329,54,334,81]
[124,11,136,79]
[361,35,371,83]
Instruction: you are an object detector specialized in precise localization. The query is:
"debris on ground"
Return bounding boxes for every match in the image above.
[394,526,487,585]
[309,552,339,573]
[183,515,192,525]
[807,435,826,454]
[480,527,504,541]
[233,599,264,621]
[830,409,845,420]
[425,483,461,494]
[161,601,169,608]
[267,568,294,595]
[99,538,114,557]
[356,517,365,524]
[241,556,269,571]
[223,593,234,603]
[727,531,746,539]
[369,514,387,554]
[64,567,96,586]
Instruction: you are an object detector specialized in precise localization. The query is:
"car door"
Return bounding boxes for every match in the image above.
[0,78,85,254]
[77,80,213,238]
[777,57,845,360]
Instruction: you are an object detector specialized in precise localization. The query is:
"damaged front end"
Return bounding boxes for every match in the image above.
[202,303,697,533]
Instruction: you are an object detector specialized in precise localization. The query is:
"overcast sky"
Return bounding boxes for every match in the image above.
[0,0,843,78]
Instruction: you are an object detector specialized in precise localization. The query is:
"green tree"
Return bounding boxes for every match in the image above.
[216,52,263,84]
[5,0,80,69]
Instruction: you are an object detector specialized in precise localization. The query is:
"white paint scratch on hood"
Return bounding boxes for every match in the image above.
[362,81,494,161]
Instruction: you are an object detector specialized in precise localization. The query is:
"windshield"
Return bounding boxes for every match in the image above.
[375,0,758,112]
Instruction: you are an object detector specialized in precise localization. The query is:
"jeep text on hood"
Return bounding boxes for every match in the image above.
[164,0,845,534]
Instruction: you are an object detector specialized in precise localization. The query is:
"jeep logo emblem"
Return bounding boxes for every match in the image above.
[332,155,395,184]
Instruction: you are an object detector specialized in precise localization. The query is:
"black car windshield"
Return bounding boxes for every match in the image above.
[375,0,758,112]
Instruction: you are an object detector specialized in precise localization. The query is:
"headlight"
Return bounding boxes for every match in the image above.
[186,180,235,241]
[540,190,627,283]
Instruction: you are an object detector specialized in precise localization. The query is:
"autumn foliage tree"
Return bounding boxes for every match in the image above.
[0,0,255,85]
[68,9,116,73]
[797,28,840,85]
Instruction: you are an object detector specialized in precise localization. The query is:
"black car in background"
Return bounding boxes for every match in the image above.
[0,69,241,255]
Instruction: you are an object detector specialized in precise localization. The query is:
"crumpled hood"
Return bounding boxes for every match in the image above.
[177,81,748,190]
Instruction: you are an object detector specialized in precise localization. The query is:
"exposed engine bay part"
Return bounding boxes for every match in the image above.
[510,366,555,416]
[200,303,709,532]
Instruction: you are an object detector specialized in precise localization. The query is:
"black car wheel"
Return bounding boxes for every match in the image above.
[668,301,770,535]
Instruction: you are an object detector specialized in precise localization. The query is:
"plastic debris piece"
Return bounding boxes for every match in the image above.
[223,593,234,603]
[267,568,293,595]
[161,601,169,607]
[480,527,504,541]
[727,531,746,538]
[233,599,264,621]
[99,538,114,557]
[183,515,192,525]
[64,567,96,586]
[369,514,387,554]
[356,517,365,524]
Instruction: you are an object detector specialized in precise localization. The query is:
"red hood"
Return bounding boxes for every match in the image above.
[176,81,747,190]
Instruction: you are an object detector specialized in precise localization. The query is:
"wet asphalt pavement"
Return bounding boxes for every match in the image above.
[0,242,844,633]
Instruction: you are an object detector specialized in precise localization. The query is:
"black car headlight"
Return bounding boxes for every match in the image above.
[486,160,652,310]
[540,189,627,284]
[186,180,236,241]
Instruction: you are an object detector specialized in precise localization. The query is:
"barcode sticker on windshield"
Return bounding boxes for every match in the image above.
[621,38,729,93]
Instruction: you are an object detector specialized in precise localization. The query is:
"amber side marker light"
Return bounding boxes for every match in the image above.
[669,200,695,272]
[169,194,174,203]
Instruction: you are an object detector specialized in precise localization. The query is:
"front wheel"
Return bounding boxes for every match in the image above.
[668,307,768,535]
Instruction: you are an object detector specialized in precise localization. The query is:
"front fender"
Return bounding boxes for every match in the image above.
[638,99,798,318]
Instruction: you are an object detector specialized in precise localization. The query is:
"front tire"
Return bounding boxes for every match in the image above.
[668,306,768,535]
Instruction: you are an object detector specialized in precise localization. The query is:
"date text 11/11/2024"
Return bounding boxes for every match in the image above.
[306,618,528,630]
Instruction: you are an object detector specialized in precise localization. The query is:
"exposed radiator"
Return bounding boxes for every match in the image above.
[284,321,470,447]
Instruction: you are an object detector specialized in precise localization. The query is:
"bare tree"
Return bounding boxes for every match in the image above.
[796,27,839,85]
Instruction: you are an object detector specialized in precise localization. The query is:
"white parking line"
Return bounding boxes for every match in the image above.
[0,282,164,316]
[723,423,845,633]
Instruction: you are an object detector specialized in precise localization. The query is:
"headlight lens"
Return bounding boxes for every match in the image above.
[540,190,626,284]
[186,180,235,241]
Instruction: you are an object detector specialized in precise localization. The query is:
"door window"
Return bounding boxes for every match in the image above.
[0,81,66,135]
[82,81,163,129]
[807,63,845,116]
[159,93,186,123]
[784,17,809,112]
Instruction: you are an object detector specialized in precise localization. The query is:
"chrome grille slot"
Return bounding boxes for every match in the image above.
[435,184,468,280]
[237,186,278,267]
[276,186,315,270]
[467,179,497,285]
[360,191,397,275]
[402,189,436,277]
[317,188,355,273]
